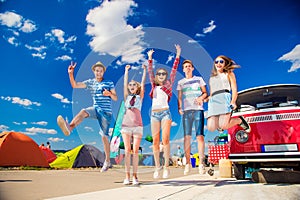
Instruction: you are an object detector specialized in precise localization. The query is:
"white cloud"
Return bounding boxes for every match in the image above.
[66,35,77,43]
[203,20,216,34]
[26,127,57,135]
[7,36,19,46]
[55,55,72,61]
[25,44,47,52]
[46,28,76,45]
[51,29,65,43]
[51,93,71,104]
[0,11,37,33]
[0,11,22,28]
[195,33,205,38]
[1,96,41,107]
[32,121,48,126]
[25,44,47,59]
[32,52,46,59]
[188,39,198,44]
[44,29,76,61]
[48,137,64,142]
[278,44,300,72]
[20,19,37,33]
[86,0,145,64]
[0,125,9,131]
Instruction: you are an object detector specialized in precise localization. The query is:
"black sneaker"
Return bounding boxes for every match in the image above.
[239,116,251,133]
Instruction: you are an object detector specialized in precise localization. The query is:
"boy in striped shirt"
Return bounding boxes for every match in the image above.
[57,61,117,172]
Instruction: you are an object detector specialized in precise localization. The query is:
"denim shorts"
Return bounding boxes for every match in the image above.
[183,110,204,137]
[84,106,112,137]
[151,109,172,122]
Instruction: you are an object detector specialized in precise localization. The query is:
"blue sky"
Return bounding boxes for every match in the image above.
[0,0,299,155]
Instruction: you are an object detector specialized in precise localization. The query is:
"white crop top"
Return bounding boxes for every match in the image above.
[152,86,169,110]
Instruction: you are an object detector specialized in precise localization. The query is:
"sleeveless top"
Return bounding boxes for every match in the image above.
[209,73,231,94]
[122,95,143,127]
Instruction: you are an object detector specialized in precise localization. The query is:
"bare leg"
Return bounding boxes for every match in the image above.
[122,132,132,180]
[132,134,142,179]
[219,113,241,130]
[102,135,110,163]
[69,109,89,131]
[207,116,219,132]
[196,135,205,164]
[151,120,161,168]
[184,135,191,164]
[161,119,171,167]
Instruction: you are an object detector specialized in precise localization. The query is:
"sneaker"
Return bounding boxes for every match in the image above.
[162,167,170,179]
[184,164,191,175]
[239,116,251,133]
[132,178,139,185]
[57,115,71,136]
[100,161,110,172]
[123,179,130,185]
[199,164,206,175]
[153,167,161,179]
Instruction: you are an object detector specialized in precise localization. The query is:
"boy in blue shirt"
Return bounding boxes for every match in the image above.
[57,61,117,172]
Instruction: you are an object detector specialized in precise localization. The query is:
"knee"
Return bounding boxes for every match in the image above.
[79,109,88,118]
[207,126,216,132]
[124,150,131,155]
[162,139,169,145]
[197,135,204,142]
[132,150,139,154]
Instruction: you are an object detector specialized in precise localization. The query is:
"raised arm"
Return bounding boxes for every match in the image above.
[140,64,147,99]
[123,65,130,100]
[68,61,86,88]
[147,49,155,84]
[169,44,181,85]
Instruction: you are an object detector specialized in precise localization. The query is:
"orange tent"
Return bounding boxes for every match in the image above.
[0,132,49,167]
[39,146,57,163]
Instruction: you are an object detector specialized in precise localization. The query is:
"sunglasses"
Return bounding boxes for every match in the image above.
[156,72,167,76]
[129,83,137,87]
[215,60,224,64]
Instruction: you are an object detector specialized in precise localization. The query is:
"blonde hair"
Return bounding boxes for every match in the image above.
[211,55,240,76]
[128,80,142,95]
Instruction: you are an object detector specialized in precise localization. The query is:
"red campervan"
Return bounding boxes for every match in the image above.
[228,84,300,179]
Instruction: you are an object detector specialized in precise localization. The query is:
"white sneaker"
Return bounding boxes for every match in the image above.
[162,167,170,179]
[57,115,71,136]
[199,164,206,175]
[132,178,139,185]
[123,179,130,185]
[184,164,191,175]
[153,167,161,179]
[100,161,110,172]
